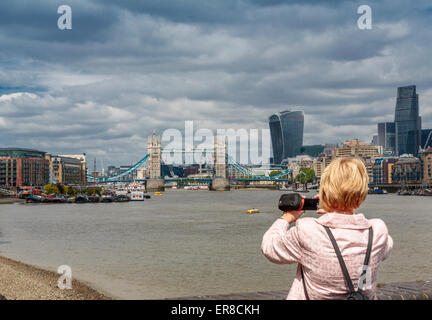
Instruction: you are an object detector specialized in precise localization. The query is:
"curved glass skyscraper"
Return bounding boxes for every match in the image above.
[268,110,304,164]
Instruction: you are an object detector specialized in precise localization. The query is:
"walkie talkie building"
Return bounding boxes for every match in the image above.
[269,110,304,164]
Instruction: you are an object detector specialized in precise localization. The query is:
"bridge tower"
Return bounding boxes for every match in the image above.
[211,135,230,191]
[146,130,164,192]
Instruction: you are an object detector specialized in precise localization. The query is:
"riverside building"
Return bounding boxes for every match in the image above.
[58,154,87,185]
[0,148,50,188]
[47,155,86,185]
[391,155,423,185]
[372,157,398,184]
[420,147,432,185]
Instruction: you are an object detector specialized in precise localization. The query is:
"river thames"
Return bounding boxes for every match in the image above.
[0,190,431,299]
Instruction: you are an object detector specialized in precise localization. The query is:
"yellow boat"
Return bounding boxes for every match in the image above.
[247,208,260,214]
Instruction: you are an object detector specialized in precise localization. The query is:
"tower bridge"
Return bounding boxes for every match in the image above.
[87,132,292,191]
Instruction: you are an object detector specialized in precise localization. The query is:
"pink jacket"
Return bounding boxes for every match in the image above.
[261,213,393,300]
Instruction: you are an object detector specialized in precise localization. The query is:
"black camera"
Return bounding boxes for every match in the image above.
[278,193,319,211]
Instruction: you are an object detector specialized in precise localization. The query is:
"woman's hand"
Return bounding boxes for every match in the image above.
[280,195,305,223]
[280,210,305,223]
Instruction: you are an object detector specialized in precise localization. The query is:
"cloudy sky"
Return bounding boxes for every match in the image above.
[1,0,431,167]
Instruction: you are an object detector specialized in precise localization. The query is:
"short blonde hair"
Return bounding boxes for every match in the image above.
[319,157,368,212]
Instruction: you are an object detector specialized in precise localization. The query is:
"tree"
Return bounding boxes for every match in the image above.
[296,167,315,183]
[84,187,101,196]
[56,183,65,194]
[44,184,59,195]
[67,186,77,196]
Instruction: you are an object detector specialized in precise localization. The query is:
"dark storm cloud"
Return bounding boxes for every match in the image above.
[0,0,431,165]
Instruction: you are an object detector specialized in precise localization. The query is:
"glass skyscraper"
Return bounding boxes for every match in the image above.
[421,129,432,150]
[394,85,421,156]
[377,122,395,155]
[269,110,304,164]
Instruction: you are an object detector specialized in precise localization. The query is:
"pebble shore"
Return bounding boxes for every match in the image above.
[0,256,111,300]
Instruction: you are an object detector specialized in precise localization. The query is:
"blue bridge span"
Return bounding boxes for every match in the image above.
[87,153,292,184]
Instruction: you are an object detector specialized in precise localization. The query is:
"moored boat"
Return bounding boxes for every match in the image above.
[368,187,387,194]
[101,195,113,202]
[88,195,100,203]
[130,191,145,201]
[75,195,88,203]
[26,195,42,203]
[397,189,411,196]
[113,195,130,202]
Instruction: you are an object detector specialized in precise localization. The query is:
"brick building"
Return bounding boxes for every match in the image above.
[420,147,432,185]
[391,156,423,184]
[0,148,50,188]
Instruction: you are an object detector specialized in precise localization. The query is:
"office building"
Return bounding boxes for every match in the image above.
[268,114,284,164]
[421,129,432,150]
[269,110,304,164]
[332,139,380,182]
[293,145,325,157]
[394,85,421,156]
[332,139,380,159]
[48,155,85,185]
[312,155,332,182]
[391,155,423,184]
[58,154,87,185]
[420,147,432,185]
[372,157,398,184]
[0,148,50,187]
[377,122,396,155]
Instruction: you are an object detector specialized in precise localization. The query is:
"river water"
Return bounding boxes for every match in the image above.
[0,190,431,299]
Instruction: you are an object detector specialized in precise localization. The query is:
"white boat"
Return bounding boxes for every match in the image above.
[115,189,128,196]
[130,191,145,201]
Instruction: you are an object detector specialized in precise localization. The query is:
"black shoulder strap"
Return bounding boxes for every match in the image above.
[358,227,374,293]
[324,226,356,294]
[324,226,374,294]
[363,227,374,267]
[303,226,373,298]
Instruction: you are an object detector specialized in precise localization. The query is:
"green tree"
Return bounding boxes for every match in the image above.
[84,187,101,196]
[56,183,65,194]
[67,186,77,196]
[296,167,315,183]
[44,184,59,195]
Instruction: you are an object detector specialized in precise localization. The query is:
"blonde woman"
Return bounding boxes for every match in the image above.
[261,157,393,299]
